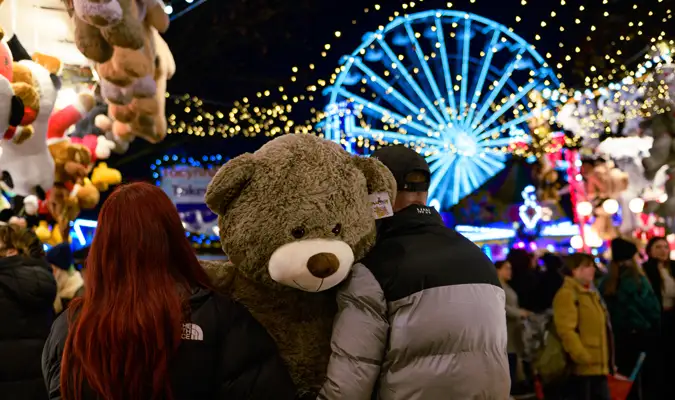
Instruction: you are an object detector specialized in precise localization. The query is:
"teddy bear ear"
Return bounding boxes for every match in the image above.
[351,155,397,200]
[205,153,256,216]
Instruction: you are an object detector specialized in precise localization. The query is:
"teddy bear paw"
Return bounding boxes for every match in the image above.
[73,0,123,28]
[130,75,157,98]
[100,80,132,105]
[73,17,114,63]
[101,17,144,50]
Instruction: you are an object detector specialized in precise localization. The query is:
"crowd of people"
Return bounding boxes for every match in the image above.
[0,144,673,400]
[500,236,675,400]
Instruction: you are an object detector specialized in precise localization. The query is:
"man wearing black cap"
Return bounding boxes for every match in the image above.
[320,145,509,399]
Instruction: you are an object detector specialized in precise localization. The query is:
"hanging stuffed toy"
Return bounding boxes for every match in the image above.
[90,162,122,192]
[72,92,131,155]
[111,27,174,144]
[0,56,60,198]
[94,0,169,107]
[67,0,169,63]
[0,39,39,145]
[48,91,115,162]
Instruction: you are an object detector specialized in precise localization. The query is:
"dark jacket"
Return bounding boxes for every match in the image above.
[598,273,661,334]
[0,255,57,400]
[643,259,675,308]
[42,288,296,399]
[319,205,509,400]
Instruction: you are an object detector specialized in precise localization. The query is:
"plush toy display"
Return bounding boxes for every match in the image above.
[533,157,560,203]
[200,134,396,397]
[112,28,174,143]
[0,59,59,197]
[90,162,122,191]
[47,91,116,161]
[0,41,40,144]
[95,0,169,107]
[580,158,629,240]
[48,139,93,185]
[36,185,73,245]
[73,100,131,155]
[68,0,169,63]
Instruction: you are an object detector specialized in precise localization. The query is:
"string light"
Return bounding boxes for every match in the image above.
[162,0,671,148]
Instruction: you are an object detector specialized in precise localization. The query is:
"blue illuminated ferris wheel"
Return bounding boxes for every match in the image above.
[323,10,560,209]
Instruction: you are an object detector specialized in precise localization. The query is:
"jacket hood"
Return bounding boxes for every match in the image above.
[0,255,57,308]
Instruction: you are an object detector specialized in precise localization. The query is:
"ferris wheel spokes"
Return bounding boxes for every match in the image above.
[460,19,472,119]
[474,108,548,143]
[402,21,453,124]
[330,87,437,135]
[351,58,440,130]
[468,46,528,130]
[465,29,501,128]
[376,38,447,126]
[434,17,459,120]
[473,78,541,137]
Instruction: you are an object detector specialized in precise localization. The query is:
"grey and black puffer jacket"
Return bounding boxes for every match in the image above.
[319,205,510,400]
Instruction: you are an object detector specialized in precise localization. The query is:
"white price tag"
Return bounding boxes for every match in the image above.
[368,192,394,219]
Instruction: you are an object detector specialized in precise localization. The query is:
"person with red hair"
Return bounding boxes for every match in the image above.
[42,182,295,400]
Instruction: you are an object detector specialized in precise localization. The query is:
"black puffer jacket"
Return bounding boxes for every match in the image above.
[0,255,57,400]
[42,287,297,399]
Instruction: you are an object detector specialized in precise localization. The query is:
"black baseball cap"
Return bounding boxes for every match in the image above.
[371,145,431,192]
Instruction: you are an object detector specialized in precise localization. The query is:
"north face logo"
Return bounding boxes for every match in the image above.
[181,323,204,341]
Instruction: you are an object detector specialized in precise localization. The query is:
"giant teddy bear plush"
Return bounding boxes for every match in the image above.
[201,134,396,397]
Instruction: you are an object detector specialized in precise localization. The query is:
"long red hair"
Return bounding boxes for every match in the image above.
[61,182,213,400]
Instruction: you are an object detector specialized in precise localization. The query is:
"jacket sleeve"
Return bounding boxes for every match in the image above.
[553,288,591,365]
[318,263,389,400]
[504,289,522,319]
[42,312,68,400]
[216,296,296,400]
[638,276,662,328]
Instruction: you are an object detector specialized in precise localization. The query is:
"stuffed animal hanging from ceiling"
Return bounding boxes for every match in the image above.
[0,54,60,199]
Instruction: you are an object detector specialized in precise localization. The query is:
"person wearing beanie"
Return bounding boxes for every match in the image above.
[46,243,84,314]
[598,237,661,399]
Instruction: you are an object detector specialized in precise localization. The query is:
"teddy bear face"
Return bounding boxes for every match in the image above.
[206,134,395,293]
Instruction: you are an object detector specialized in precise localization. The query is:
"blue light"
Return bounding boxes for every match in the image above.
[322,10,559,210]
[482,245,493,261]
[455,225,516,242]
[73,219,97,246]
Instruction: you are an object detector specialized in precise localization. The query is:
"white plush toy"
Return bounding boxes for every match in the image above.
[0,60,58,197]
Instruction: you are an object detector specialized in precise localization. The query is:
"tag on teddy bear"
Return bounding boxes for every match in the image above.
[368,192,394,219]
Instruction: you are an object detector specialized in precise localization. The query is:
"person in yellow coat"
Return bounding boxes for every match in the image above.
[553,252,613,400]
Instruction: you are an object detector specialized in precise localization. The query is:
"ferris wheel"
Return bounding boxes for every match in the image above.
[323,10,560,209]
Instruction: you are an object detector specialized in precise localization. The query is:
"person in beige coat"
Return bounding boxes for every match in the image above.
[497,260,531,396]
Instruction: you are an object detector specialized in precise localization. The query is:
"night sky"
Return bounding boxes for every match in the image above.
[103,0,675,182]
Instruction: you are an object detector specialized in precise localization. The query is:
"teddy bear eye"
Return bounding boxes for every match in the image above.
[291,227,305,239]
[332,224,342,235]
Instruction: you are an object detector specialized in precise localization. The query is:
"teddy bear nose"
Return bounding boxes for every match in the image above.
[306,252,340,278]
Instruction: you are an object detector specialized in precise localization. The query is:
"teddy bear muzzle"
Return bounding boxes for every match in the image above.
[268,238,354,292]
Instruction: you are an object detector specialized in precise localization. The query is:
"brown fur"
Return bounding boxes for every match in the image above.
[49,141,93,184]
[203,134,395,395]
